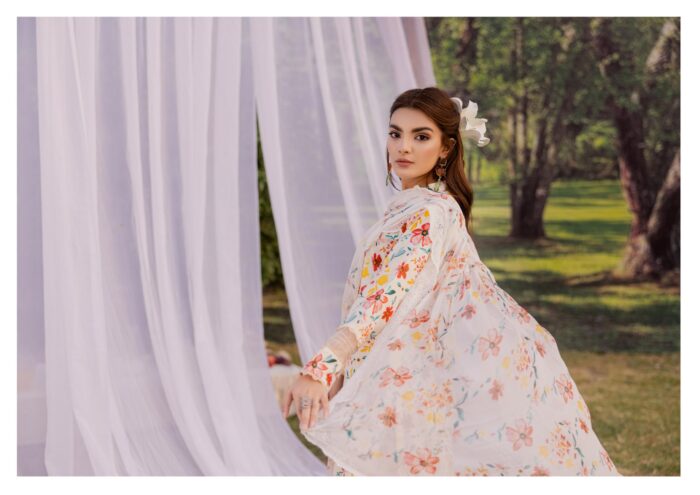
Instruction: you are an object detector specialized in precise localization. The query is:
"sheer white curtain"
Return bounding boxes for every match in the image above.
[252,16,435,365]
[18,17,435,475]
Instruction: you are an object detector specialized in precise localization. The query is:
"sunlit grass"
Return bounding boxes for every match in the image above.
[561,350,680,476]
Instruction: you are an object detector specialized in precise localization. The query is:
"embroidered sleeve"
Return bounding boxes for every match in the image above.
[299,233,365,393]
[299,326,358,392]
[300,205,448,392]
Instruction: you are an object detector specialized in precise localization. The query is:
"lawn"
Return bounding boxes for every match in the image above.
[264,178,680,476]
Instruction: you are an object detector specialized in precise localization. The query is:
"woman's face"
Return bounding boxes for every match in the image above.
[387,107,453,190]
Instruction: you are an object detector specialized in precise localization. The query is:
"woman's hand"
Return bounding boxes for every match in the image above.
[282,374,330,431]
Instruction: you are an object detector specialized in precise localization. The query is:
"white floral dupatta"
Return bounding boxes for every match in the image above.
[303,184,619,477]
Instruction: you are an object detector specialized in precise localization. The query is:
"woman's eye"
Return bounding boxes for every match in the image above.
[388,132,429,141]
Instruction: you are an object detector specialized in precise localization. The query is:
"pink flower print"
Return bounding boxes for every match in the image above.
[600,449,615,471]
[461,303,476,319]
[403,448,439,475]
[381,305,394,322]
[364,289,388,315]
[478,328,503,360]
[410,222,432,247]
[489,379,504,400]
[396,261,410,279]
[551,427,572,459]
[531,465,550,476]
[535,340,546,357]
[387,339,404,351]
[516,342,532,371]
[458,277,472,299]
[555,374,574,404]
[579,418,589,434]
[506,419,533,451]
[516,306,531,324]
[378,406,398,427]
[405,309,431,328]
[379,367,413,388]
[379,240,398,260]
[302,352,329,381]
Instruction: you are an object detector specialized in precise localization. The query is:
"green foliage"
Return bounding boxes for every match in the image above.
[593,18,680,188]
[427,17,679,181]
[568,121,618,179]
[257,121,285,289]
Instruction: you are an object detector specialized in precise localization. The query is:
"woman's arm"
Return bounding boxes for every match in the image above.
[300,203,448,393]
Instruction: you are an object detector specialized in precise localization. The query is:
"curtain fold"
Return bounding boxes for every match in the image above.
[18,16,435,475]
[251,16,435,367]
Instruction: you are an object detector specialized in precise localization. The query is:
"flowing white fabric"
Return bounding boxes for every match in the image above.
[303,185,621,476]
[18,17,435,475]
[250,17,436,365]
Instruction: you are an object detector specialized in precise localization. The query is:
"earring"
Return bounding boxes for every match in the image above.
[433,158,447,192]
[386,166,391,186]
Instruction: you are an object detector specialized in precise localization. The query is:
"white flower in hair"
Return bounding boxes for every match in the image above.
[450,97,491,147]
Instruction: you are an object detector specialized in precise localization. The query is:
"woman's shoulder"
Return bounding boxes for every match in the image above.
[418,189,461,225]
[378,187,460,234]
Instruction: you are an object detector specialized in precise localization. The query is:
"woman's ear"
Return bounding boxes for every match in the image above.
[443,137,456,156]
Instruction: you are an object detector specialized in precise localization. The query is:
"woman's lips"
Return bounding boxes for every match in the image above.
[396,160,413,167]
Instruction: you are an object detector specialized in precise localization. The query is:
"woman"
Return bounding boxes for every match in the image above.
[282,87,620,476]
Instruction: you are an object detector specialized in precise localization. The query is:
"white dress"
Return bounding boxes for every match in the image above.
[300,181,620,476]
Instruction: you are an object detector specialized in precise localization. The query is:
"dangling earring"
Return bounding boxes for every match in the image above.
[433,157,447,192]
[386,166,391,186]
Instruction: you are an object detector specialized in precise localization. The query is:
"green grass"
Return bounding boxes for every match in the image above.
[264,178,680,476]
[560,350,679,476]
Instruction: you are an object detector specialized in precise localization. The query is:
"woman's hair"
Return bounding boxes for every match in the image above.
[386,86,474,235]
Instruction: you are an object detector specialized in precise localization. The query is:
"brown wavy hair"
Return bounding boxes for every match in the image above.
[386,87,474,235]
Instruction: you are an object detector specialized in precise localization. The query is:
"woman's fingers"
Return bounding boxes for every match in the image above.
[291,377,331,429]
[282,389,291,417]
[299,396,311,430]
[308,397,321,429]
[321,394,330,419]
[294,391,302,420]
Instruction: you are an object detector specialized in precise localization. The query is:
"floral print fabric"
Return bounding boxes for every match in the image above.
[302,182,620,476]
[300,188,448,392]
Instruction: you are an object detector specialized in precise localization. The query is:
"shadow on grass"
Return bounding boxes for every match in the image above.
[476,264,679,354]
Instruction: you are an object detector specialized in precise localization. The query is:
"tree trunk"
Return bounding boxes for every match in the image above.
[611,105,655,236]
[616,150,680,280]
[509,19,580,239]
[507,18,545,238]
[593,18,680,280]
[510,174,547,238]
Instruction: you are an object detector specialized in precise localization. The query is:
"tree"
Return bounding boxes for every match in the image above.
[503,18,596,238]
[592,18,680,281]
[430,18,600,239]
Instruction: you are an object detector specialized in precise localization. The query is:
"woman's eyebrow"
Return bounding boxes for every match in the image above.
[389,124,434,132]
